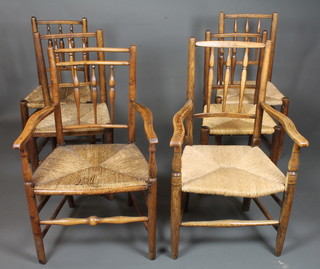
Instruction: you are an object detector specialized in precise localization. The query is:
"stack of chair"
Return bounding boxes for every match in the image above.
[14,17,158,264]
[12,12,309,264]
[170,13,309,259]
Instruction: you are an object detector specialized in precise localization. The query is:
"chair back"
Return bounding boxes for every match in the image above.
[31,17,88,34]
[189,38,272,145]
[47,46,137,145]
[33,29,104,106]
[218,12,278,81]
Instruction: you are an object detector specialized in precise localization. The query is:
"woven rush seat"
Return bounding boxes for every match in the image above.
[181,145,286,197]
[34,103,110,135]
[202,103,277,135]
[216,81,284,106]
[25,85,92,109]
[33,143,149,194]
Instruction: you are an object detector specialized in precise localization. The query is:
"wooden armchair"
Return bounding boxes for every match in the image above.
[13,46,158,264]
[170,38,309,259]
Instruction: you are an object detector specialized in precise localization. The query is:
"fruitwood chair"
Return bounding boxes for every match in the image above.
[22,29,108,170]
[170,38,308,258]
[13,46,158,264]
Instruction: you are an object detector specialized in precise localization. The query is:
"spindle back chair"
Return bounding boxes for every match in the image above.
[213,13,288,126]
[23,29,107,170]
[170,37,309,259]
[13,46,158,264]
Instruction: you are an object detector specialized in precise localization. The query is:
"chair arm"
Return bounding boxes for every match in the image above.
[13,106,54,150]
[261,102,309,148]
[170,99,193,148]
[131,101,158,144]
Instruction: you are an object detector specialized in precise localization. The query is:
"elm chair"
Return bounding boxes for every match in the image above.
[13,46,158,264]
[170,38,309,259]
[23,29,108,170]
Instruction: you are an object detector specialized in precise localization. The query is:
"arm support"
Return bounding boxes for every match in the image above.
[13,106,54,150]
[261,102,309,148]
[131,101,158,145]
[170,99,193,147]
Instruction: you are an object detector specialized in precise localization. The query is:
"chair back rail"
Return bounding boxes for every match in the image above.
[48,46,136,145]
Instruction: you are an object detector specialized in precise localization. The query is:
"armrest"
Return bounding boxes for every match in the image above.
[131,101,158,144]
[261,102,309,147]
[13,106,54,150]
[170,99,193,147]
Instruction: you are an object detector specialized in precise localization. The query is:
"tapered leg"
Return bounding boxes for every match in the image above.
[275,184,295,256]
[25,183,46,264]
[147,179,157,259]
[171,177,182,259]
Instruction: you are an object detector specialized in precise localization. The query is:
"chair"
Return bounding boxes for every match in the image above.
[13,45,158,264]
[214,12,287,109]
[170,38,309,258]
[204,13,288,154]
[22,29,107,170]
[21,17,89,120]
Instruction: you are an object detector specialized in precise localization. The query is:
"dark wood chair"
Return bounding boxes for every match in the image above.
[13,46,158,264]
[170,38,308,259]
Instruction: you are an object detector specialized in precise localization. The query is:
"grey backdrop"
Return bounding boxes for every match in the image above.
[1,0,319,268]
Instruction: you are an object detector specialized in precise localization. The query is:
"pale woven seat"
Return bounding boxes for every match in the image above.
[216,81,284,106]
[34,103,110,135]
[25,85,92,108]
[202,104,277,135]
[181,145,286,197]
[33,144,148,194]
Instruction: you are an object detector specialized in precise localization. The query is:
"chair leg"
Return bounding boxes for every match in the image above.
[147,179,157,260]
[200,126,210,145]
[103,129,113,143]
[67,196,75,208]
[127,193,133,206]
[25,183,46,264]
[277,97,290,160]
[50,137,57,150]
[29,138,40,171]
[171,178,182,259]
[242,198,251,211]
[182,193,189,213]
[270,125,282,164]
[215,135,222,145]
[275,184,295,256]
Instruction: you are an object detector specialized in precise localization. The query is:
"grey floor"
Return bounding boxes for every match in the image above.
[1,117,319,269]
